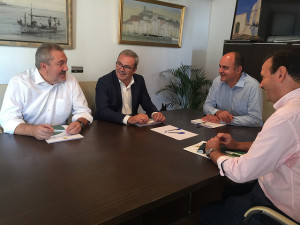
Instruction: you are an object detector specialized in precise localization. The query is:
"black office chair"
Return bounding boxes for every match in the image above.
[243,206,298,225]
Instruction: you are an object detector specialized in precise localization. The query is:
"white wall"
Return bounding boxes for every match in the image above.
[0,0,236,108]
[205,0,236,80]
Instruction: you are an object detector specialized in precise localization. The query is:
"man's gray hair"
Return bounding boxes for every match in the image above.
[118,49,139,68]
[35,43,64,69]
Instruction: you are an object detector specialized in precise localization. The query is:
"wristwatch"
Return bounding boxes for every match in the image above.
[76,120,85,130]
[205,148,217,158]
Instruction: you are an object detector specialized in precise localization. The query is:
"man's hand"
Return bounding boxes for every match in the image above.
[128,113,149,124]
[201,115,220,123]
[217,133,252,151]
[215,110,234,124]
[152,112,166,122]
[31,124,54,140]
[216,133,236,149]
[205,136,221,151]
[66,121,82,134]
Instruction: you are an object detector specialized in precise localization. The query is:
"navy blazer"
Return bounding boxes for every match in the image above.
[95,70,158,124]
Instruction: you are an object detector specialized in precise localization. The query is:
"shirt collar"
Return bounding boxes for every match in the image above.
[34,68,48,85]
[119,76,135,88]
[221,72,246,88]
[274,87,300,110]
[235,72,246,88]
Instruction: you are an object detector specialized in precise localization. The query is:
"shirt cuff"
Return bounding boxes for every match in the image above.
[2,119,25,134]
[151,112,158,118]
[72,113,93,124]
[211,109,219,116]
[217,155,230,176]
[123,115,130,125]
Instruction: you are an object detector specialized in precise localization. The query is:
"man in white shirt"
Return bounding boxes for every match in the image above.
[199,48,300,224]
[0,43,93,140]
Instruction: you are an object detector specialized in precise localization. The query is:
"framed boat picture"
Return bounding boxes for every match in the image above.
[118,0,185,48]
[0,0,72,49]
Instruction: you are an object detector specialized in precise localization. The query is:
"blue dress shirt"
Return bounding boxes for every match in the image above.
[203,72,263,127]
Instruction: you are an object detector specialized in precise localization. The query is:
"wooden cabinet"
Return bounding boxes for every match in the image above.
[223,42,289,82]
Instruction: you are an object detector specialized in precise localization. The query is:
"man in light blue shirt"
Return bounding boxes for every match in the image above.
[202,52,263,127]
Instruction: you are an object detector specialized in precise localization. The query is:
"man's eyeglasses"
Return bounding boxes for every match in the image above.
[116,61,134,72]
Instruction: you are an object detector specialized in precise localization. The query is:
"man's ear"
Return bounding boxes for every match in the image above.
[39,62,48,72]
[276,66,287,82]
[236,65,242,73]
[132,66,137,73]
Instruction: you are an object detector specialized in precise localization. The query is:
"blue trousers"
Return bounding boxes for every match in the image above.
[198,182,297,225]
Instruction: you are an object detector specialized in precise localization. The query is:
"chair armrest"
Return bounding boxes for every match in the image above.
[243,206,297,225]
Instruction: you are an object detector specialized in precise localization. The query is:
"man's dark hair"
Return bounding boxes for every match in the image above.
[35,43,64,69]
[264,47,300,82]
[233,52,244,71]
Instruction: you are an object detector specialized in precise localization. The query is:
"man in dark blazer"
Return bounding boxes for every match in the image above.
[95,49,165,125]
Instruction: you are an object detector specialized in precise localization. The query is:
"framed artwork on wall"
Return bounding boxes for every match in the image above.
[118,0,185,48]
[0,0,72,49]
[231,0,263,41]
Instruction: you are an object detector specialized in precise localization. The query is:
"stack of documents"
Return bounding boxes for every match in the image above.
[46,125,84,144]
[191,119,226,128]
[135,119,162,127]
[184,141,245,158]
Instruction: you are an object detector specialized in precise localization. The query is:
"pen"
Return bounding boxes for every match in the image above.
[167,131,185,134]
[197,143,206,154]
[165,128,181,133]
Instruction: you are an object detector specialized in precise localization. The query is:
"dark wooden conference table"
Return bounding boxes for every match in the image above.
[0,109,261,225]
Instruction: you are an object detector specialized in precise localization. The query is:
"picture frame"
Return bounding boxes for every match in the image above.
[118,0,185,48]
[0,0,72,49]
[230,0,263,41]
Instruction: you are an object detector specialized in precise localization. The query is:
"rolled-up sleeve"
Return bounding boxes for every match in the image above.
[70,79,93,124]
[0,77,26,134]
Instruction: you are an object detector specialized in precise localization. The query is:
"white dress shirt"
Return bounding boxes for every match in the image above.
[217,88,300,222]
[120,78,134,124]
[0,68,93,134]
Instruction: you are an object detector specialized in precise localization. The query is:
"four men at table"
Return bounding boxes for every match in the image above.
[202,52,263,127]
[0,43,92,140]
[199,48,300,224]
[0,42,298,223]
[94,49,165,125]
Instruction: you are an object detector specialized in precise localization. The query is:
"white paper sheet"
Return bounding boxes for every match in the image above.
[184,141,208,158]
[151,125,198,140]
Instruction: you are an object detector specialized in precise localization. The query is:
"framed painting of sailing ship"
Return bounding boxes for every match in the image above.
[118,0,185,48]
[0,0,72,49]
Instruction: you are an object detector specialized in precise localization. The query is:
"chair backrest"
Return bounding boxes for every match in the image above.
[243,206,298,225]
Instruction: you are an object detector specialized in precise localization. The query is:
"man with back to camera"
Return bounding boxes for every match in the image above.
[95,49,165,125]
[199,48,300,224]
[0,43,93,140]
[202,52,263,127]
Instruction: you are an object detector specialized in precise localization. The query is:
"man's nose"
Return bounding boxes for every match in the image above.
[64,64,68,71]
